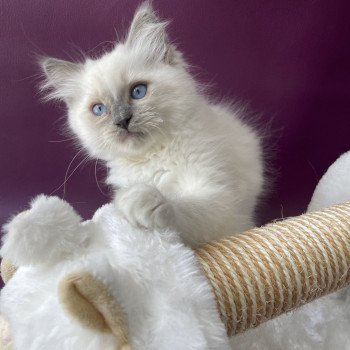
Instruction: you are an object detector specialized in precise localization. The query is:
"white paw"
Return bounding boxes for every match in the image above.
[115,184,174,230]
[0,195,86,266]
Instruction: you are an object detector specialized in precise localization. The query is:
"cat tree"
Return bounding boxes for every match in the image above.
[52,201,350,346]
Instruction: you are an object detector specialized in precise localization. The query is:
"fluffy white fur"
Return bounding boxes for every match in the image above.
[308,151,350,212]
[229,151,350,350]
[41,2,264,245]
[0,196,230,350]
[1,153,350,349]
[0,195,88,267]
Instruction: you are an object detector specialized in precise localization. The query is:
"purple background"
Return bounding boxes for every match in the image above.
[1,0,350,229]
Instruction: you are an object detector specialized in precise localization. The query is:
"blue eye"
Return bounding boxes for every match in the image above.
[131,84,147,100]
[92,104,107,116]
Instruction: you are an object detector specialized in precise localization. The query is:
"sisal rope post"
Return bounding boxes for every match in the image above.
[195,202,350,336]
[0,259,17,285]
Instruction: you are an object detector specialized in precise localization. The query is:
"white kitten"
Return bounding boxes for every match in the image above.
[41,3,264,246]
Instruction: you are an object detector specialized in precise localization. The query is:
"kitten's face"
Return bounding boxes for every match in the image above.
[42,4,197,161]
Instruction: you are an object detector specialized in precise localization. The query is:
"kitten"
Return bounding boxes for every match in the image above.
[41,3,264,246]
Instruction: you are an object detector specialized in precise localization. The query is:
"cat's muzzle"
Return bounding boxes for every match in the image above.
[115,116,132,130]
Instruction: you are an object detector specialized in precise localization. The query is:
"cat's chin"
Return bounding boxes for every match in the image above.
[114,131,166,160]
[93,130,158,162]
[116,130,147,148]
[113,130,153,155]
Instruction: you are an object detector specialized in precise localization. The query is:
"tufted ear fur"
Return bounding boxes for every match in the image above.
[59,272,131,350]
[125,2,179,65]
[40,57,83,103]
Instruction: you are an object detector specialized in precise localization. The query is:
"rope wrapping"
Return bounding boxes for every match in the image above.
[195,202,350,336]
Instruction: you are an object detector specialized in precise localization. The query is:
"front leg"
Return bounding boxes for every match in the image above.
[115,184,256,245]
[169,188,256,246]
[115,184,175,230]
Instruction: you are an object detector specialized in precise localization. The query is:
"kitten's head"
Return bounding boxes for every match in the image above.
[41,3,198,161]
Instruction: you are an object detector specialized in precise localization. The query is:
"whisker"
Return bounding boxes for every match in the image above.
[50,150,86,197]
[94,160,109,197]
[12,72,42,83]
[48,138,75,143]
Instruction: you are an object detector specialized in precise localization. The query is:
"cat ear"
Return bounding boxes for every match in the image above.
[40,57,82,103]
[125,2,177,65]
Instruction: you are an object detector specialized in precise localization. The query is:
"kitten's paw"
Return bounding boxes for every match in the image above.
[115,184,174,230]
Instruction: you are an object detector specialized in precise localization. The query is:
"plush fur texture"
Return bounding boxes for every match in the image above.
[40,2,264,245]
[229,151,350,350]
[0,196,230,350]
[0,195,89,267]
[308,151,350,212]
[1,152,350,349]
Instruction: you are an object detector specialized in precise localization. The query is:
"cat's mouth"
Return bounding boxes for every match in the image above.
[118,129,145,142]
